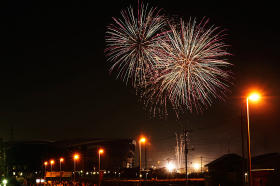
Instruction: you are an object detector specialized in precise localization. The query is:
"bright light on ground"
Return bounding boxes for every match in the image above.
[2,179,8,185]
[166,162,176,172]
[193,163,200,171]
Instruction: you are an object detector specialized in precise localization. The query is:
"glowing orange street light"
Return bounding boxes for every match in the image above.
[44,161,48,174]
[246,91,261,186]
[50,160,55,172]
[73,153,80,182]
[139,136,147,178]
[98,148,104,172]
[140,137,146,143]
[74,154,79,160]
[248,92,261,102]
[59,158,64,172]
[98,149,104,154]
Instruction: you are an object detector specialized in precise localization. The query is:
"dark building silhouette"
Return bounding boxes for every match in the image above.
[251,153,280,186]
[3,138,135,177]
[205,153,280,186]
[205,153,243,186]
[0,138,6,177]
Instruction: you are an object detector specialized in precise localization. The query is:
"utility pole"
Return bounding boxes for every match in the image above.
[200,156,203,173]
[241,105,245,186]
[184,129,188,180]
[177,121,193,183]
[145,144,147,170]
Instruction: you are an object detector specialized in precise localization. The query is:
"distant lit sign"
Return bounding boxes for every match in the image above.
[46,172,72,177]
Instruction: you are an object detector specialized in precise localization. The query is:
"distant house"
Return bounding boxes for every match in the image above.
[205,153,280,186]
[205,153,243,186]
[252,153,280,170]
[251,153,280,186]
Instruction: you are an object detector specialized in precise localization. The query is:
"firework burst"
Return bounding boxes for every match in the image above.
[143,18,232,117]
[105,3,167,88]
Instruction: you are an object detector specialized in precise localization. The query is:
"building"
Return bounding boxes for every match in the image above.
[205,153,243,186]
[251,153,280,186]
[205,153,280,186]
[0,138,6,178]
[3,138,136,177]
[51,138,136,171]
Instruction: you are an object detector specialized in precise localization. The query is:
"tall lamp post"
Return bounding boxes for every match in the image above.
[98,148,104,172]
[73,153,80,182]
[59,157,64,172]
[139,136,146,178]
[44,161,48,177]
[50,160,55,172]
[246,92,261,186]
[59,157,64,184]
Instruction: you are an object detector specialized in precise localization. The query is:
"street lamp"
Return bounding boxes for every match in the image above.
[246,91,261,186]
[44,161,48,173]
[50,160,55,172]
[139,136,146,178]
[59,157,64,184]
[59,158,64,172]
[44,161,49,172]
[73,153,80,182]
[98,148,104,172]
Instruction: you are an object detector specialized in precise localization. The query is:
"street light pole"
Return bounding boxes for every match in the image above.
[98,148,104,172]
[60,158,64,172]
[74,160,76,182]
[139,142,142,173]
[50,160,54,172]
[59,158,64,184]
[99,152,101,171]
[246,92,261,186]
[139,137,146,179]
[44,162,48,178]
[74,159,77,183]
[246,98,252,186]
[73,154,79,183]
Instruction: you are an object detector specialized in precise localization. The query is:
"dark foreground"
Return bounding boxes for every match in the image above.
[45,179,204,186]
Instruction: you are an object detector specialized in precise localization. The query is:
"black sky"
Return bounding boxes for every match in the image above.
[1,0,280,165]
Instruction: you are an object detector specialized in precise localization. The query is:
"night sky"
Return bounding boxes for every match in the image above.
[1,0,280,166]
